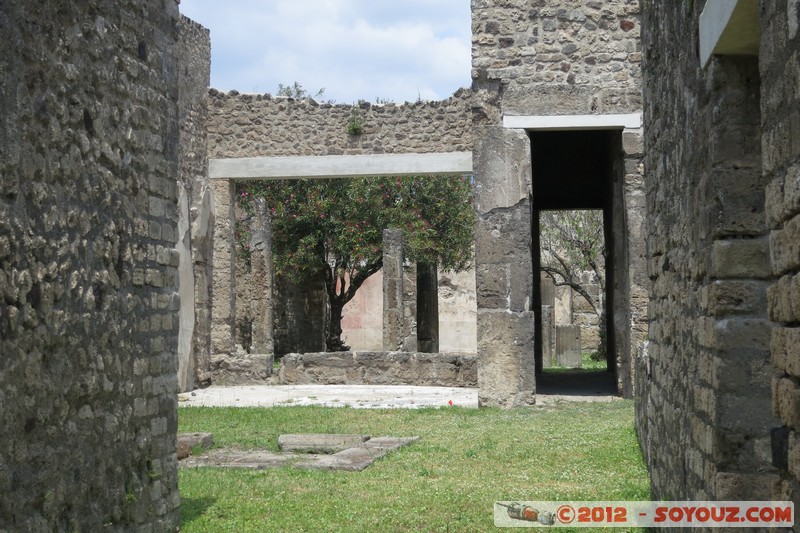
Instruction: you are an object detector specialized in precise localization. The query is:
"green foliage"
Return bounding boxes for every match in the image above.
[276,81,326,101]
[346,107,365,135]
[238,175,474,350]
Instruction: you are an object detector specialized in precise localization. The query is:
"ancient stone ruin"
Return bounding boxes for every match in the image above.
[3,0,800,529]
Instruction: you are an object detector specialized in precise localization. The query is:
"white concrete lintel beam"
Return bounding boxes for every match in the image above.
[502,113,642,131]
[209,151,473,180]
[699,0,760,68]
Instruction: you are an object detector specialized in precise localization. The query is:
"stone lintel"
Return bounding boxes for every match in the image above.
[699,0,760,68]
[209,151,473,180]
[502,113,642,131]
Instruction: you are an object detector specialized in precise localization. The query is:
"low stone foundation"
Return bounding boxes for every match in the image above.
[279,351,477,387]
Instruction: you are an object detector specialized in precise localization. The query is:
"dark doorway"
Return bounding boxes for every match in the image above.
[529,129,625,395]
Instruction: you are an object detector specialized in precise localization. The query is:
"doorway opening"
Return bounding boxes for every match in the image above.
[529,129,626,396]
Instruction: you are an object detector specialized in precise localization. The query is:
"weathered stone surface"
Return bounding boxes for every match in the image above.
[177,432,215,460]
[472,0,644,406]
[182,436,419,472]
[476,311,536,408]
[248,198,274,365]
[278,434,370,454]
[206,353,272,385]
[555,325,582,368]
[211,179,236,356]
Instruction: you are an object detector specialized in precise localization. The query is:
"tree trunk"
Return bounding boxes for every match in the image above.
[326,297,349,352]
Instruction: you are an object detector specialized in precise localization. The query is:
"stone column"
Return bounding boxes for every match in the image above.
[250,198,274,368]
[541,305,554,367]
[474,125,536,407]
[556,325,582,368]
[176,182,196,392]
[382,229,405,351]
[210,179,235,356]
[402,262,418,351]
[416,262,439,353]
[540,275,556,368]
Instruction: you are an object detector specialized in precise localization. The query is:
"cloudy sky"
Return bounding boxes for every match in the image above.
[179,0,472,104]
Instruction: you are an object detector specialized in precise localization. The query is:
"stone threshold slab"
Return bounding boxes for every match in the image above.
[180,436,419,472]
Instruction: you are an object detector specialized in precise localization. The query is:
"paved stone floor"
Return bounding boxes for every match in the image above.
[178,384,479,408]
[177,370,619,409]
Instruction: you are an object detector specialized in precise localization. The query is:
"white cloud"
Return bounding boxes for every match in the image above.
[179,0,471,103]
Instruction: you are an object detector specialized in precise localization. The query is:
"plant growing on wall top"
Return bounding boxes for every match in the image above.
[238,175,475,352]
[346,107,365,135]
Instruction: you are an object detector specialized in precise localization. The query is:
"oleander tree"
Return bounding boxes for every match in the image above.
[238,175,474,351]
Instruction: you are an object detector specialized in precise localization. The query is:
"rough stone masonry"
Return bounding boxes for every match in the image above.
[0,1,186,530]
[637,0,800,511]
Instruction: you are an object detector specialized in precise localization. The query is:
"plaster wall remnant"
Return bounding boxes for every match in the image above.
[339,266,478,354]
[177,15,211,392]
[0,1,187,529]
[472,0,645,406]
[637,0,800,505]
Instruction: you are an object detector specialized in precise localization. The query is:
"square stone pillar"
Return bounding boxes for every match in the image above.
[416,262,439,353]
[383,228,406,351]
[250,197,274,367]
[556,325,582,368]
[541,305,554,367]
[176,182,196,392]
[474,126,536,407]
[210,179,235,356]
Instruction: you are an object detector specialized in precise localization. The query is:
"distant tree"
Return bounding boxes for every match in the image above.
[539,209,605,315]
[239,175,474,351]
[540,210,607,359]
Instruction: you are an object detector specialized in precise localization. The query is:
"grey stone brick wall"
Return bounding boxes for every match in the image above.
[471,0,644,406]
[638,0,789,504]
[762,0,800,510]
[0,1,182,530]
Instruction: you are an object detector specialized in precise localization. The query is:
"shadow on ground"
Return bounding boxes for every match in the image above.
[536,369,617,397]
[180,497,216,526]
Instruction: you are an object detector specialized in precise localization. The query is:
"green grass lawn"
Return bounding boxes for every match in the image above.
[178,401,649,532]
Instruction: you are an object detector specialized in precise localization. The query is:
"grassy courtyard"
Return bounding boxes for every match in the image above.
[178,401,649,532]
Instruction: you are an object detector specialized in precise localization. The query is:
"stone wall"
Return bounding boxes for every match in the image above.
[762,0,800,509]
[471,0,645,406]
[207,89,472,159]
[0,1,182,529]
[279,352,478,388]
[637,0,787,503]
